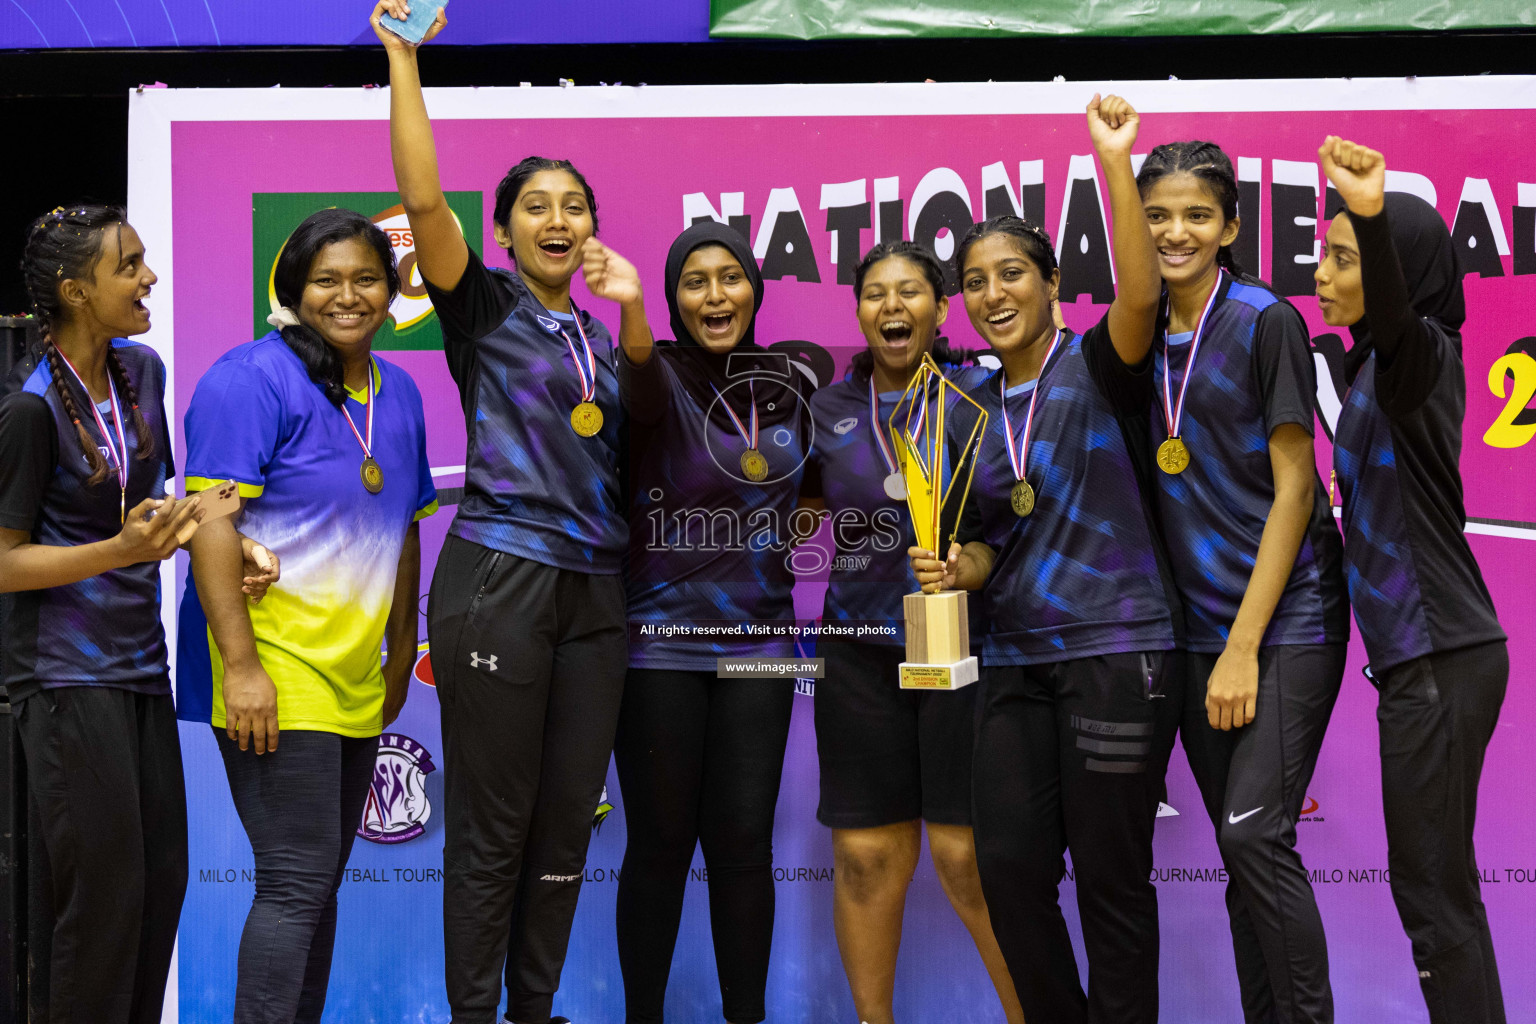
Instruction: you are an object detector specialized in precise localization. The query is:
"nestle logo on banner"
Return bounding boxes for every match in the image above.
[358,733,437,845]
[254,191,481,352]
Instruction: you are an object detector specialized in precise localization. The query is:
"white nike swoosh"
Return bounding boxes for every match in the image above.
[1228,806,1263,825]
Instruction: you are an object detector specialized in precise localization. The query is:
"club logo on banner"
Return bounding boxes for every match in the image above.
[358,732,437,845]
[252,190,484,351]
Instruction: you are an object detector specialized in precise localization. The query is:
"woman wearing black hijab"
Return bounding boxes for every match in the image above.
[1316,137,1509,1024]
[615,221,816,1024]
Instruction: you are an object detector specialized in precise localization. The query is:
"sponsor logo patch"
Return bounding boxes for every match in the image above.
[358,733,436,845]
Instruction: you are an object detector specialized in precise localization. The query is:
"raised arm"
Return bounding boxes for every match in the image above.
[1088,94,1161,365]
[1319,136,1439,405]
[372,0,466,292]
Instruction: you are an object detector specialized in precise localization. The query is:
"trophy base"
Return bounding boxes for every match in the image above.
[898,656,979,691]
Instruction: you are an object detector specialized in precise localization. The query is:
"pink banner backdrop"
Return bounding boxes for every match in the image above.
[133,80,1536,1023]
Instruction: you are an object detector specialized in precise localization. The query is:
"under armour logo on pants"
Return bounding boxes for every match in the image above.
[470,652,498,671]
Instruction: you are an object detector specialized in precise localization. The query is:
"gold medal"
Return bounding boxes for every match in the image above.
[1157,437,1191,475]
[740,448,769,482]
[571,401,603,437]
[361,457,385,494]
[1010,479,1035,517]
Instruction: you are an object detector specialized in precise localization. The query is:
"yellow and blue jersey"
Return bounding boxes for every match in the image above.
[175,333,437,737]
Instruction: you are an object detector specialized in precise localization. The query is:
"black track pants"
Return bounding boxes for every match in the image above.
[613,669,794,1024]
[429,536,628,1024]
[16,686,187,1024]
[1377,640,1508,1024]
[971,651,1180,1024]
[1181,644,1345,1024]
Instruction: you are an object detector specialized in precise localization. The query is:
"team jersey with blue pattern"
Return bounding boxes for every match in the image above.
[176,335,437,737]
[806,362,991,643]
[624,349,812,669]
[1143,275,1348,652]
[1334,331,1503,673]
[952,321,1180,666]
[0,340,173,697]
[424,247,626,574]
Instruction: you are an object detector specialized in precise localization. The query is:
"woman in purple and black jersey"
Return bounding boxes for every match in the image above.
[614,220,814,1024]
[798,241,1021,1024]
[1316,137,1508,1024]
[0,205,205,1023]
[1124,141,1349,1023]
[911,95,1182,1024]
[376,5,653,1023]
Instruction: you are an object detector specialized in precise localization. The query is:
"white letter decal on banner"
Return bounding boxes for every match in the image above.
[908,167,973,262]
[1056,154,1115,301]
[683,191,745,230]
[873,175,902,244]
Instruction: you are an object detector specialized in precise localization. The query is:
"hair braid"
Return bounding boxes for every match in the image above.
[44,341,111,485]
[105,346,156,462]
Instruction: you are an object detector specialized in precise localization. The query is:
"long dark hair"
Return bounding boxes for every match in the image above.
[272,208,401,407]
[849,241,981,383]
[1135,140,1253,280]
[493,156,600,263]
[20,204,156,485]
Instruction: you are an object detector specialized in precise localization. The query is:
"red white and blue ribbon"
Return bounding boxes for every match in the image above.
[57,347,128,492]
[1160,271,1223,441]
[339,358,377,460]
[999,330,1063,484]
[868,377,899,475]
[711,379,758,451]
[559,304,598,403]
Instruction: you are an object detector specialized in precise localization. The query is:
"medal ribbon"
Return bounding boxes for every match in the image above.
[1160,271,1223,440]
[558,304,598,403]
[999,330,1063,484]
[56,348,129,493]
[711,380,759,451]
[339,359,376,461]
[868,377,899,475]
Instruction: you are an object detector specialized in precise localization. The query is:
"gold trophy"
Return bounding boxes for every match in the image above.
[889,354,989,690]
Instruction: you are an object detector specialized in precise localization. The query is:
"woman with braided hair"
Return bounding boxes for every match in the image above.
[1109,140,1349,1022]
[0,204,206,1023]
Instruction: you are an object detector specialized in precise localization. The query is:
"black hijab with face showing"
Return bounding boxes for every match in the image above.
[1344,191,1465,384]
[660,220,801,431]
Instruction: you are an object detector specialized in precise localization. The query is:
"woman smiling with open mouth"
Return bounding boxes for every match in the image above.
[616,220,815,1024]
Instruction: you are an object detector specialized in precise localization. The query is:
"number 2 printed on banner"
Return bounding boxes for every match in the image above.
[1484,352,1536,449]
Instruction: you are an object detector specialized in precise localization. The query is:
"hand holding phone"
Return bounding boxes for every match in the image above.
[174,480,241,545]
[374,0,448,46]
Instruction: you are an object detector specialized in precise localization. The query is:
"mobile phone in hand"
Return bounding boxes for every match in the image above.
[173,480,241,544]
[379,0,447,45]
